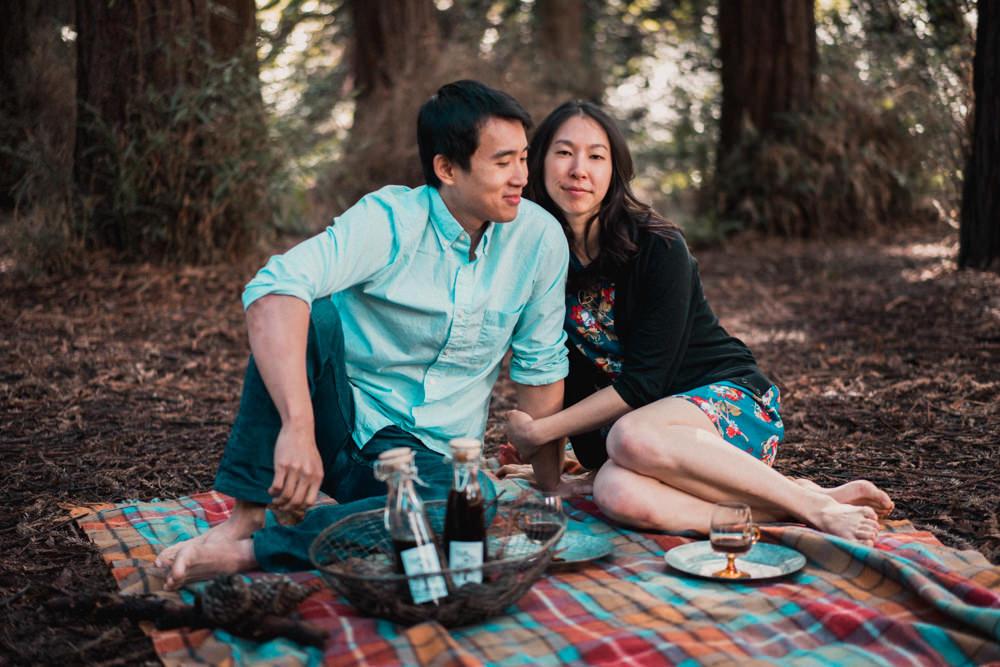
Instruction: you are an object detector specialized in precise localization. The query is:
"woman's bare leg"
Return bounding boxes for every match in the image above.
[602,398,886,544]
[593,460,786,532]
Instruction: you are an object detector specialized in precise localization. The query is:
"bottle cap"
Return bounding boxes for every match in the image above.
[449,438,482,461]
[378,447,414,466]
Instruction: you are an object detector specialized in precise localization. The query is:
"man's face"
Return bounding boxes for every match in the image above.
[442,117,529,230]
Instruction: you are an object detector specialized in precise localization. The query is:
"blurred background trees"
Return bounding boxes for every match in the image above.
[960,0,998,271]
[74,0,270,262]
[0,0,991,271]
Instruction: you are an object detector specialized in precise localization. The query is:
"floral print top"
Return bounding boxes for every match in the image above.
[565,257,623,379]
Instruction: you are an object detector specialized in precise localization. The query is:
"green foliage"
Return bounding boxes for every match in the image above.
[75,53,279,263]
[2,16,81,274]
[615,0,972,239]
[717,72,925,237]
[5,26,285,272]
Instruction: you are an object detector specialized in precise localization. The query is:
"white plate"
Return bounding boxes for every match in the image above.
[664,541,806,581]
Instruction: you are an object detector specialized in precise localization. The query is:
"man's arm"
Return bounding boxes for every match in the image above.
[512,380,565,491]
[239,190,404,514]
[246,295,323,514]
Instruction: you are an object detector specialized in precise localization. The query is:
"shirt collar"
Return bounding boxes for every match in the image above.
[428,187,493,259]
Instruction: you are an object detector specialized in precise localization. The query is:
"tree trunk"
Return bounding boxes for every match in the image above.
[315,0,439,212]
[350,0,439,119]
[0,0,75,209]
[74,0,266,260]
[718,0,817,159]
[534,0,602,102]
[959,0,1000,271]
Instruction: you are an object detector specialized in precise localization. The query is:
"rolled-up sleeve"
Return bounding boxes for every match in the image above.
[242,191,398,310]
[508,233,569,386]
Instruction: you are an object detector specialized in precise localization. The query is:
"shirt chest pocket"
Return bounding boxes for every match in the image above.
[477,308,520,350]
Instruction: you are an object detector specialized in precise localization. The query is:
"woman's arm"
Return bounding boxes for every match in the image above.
[512,381,567,491]
[506,234,695,452]
[509,384,631,447]
[612,233,694,408]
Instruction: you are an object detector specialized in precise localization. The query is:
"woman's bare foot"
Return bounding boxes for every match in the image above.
[795,479,894,517]
[154,501,265,570]
[802,494,881,545]
[163,537,257,591]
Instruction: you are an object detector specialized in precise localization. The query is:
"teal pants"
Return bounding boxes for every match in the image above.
[214,299,494,571]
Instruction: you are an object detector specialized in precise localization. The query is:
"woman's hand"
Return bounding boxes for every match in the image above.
[505,409,543,462]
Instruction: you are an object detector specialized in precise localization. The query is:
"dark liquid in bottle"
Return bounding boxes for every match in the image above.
[392,537,420,574]
[444,489,487,558]
[392,537,447,605]
[711,536,751,554]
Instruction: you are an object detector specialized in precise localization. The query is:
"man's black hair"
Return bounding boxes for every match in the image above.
[417,80,532,188]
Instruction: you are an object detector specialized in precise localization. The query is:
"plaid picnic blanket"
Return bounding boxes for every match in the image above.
[74,484,1000,666]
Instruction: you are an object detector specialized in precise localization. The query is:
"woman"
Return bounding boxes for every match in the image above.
[505,101,893,544]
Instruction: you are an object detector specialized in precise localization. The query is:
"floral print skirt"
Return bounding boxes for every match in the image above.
[673,381,784,466]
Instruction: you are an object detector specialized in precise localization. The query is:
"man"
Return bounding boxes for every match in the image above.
[154,81,569,590]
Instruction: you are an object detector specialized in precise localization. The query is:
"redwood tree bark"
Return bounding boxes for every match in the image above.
[534,0,602,102]
[959,0,1000,271]
[350,0,439,120]
[1,1,75,208]
[74,0,263,259]
[322,0,439,204]
[717,0,817,159]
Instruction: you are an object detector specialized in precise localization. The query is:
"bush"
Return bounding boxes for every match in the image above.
[74,54,278,263]
[4,26,284,273]
[716,72,930,236]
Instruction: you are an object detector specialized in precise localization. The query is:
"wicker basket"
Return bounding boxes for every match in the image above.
[309,497,565,626]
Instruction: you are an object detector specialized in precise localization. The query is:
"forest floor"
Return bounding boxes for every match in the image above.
[1,221,998,666]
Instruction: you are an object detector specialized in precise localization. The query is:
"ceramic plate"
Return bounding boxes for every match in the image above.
[549,529,615,566]
[664,541,806,581]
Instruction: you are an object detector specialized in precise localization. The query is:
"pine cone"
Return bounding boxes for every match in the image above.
[199,575,314,628]
[199,574,253,626]
[250,576,314,617]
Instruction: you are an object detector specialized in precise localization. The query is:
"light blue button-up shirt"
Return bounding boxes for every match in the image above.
[243,185,569,454]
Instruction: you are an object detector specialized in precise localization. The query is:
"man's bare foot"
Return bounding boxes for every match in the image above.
[795,479,894,517]
[154,501,265,570]
[163,537,257,591]
[803,495,881,545]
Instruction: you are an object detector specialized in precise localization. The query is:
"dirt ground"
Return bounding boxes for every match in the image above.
[1,222,998,666]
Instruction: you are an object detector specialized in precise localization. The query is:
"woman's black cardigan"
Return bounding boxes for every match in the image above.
[564,229,773,469]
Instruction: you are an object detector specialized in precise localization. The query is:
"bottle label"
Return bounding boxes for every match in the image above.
[400,543,448,604]
[449,541,484,586]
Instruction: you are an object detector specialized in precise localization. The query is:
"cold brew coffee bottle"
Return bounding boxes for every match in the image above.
[375,447,448,605]
[443,438,487,586]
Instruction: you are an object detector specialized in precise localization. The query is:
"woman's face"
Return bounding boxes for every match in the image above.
[542,115,613,228]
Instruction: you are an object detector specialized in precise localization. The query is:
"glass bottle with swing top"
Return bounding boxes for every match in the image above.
[374,447,448,605]
[443,438,487,586]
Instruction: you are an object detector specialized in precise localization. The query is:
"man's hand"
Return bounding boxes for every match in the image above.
[268,420,323,515]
